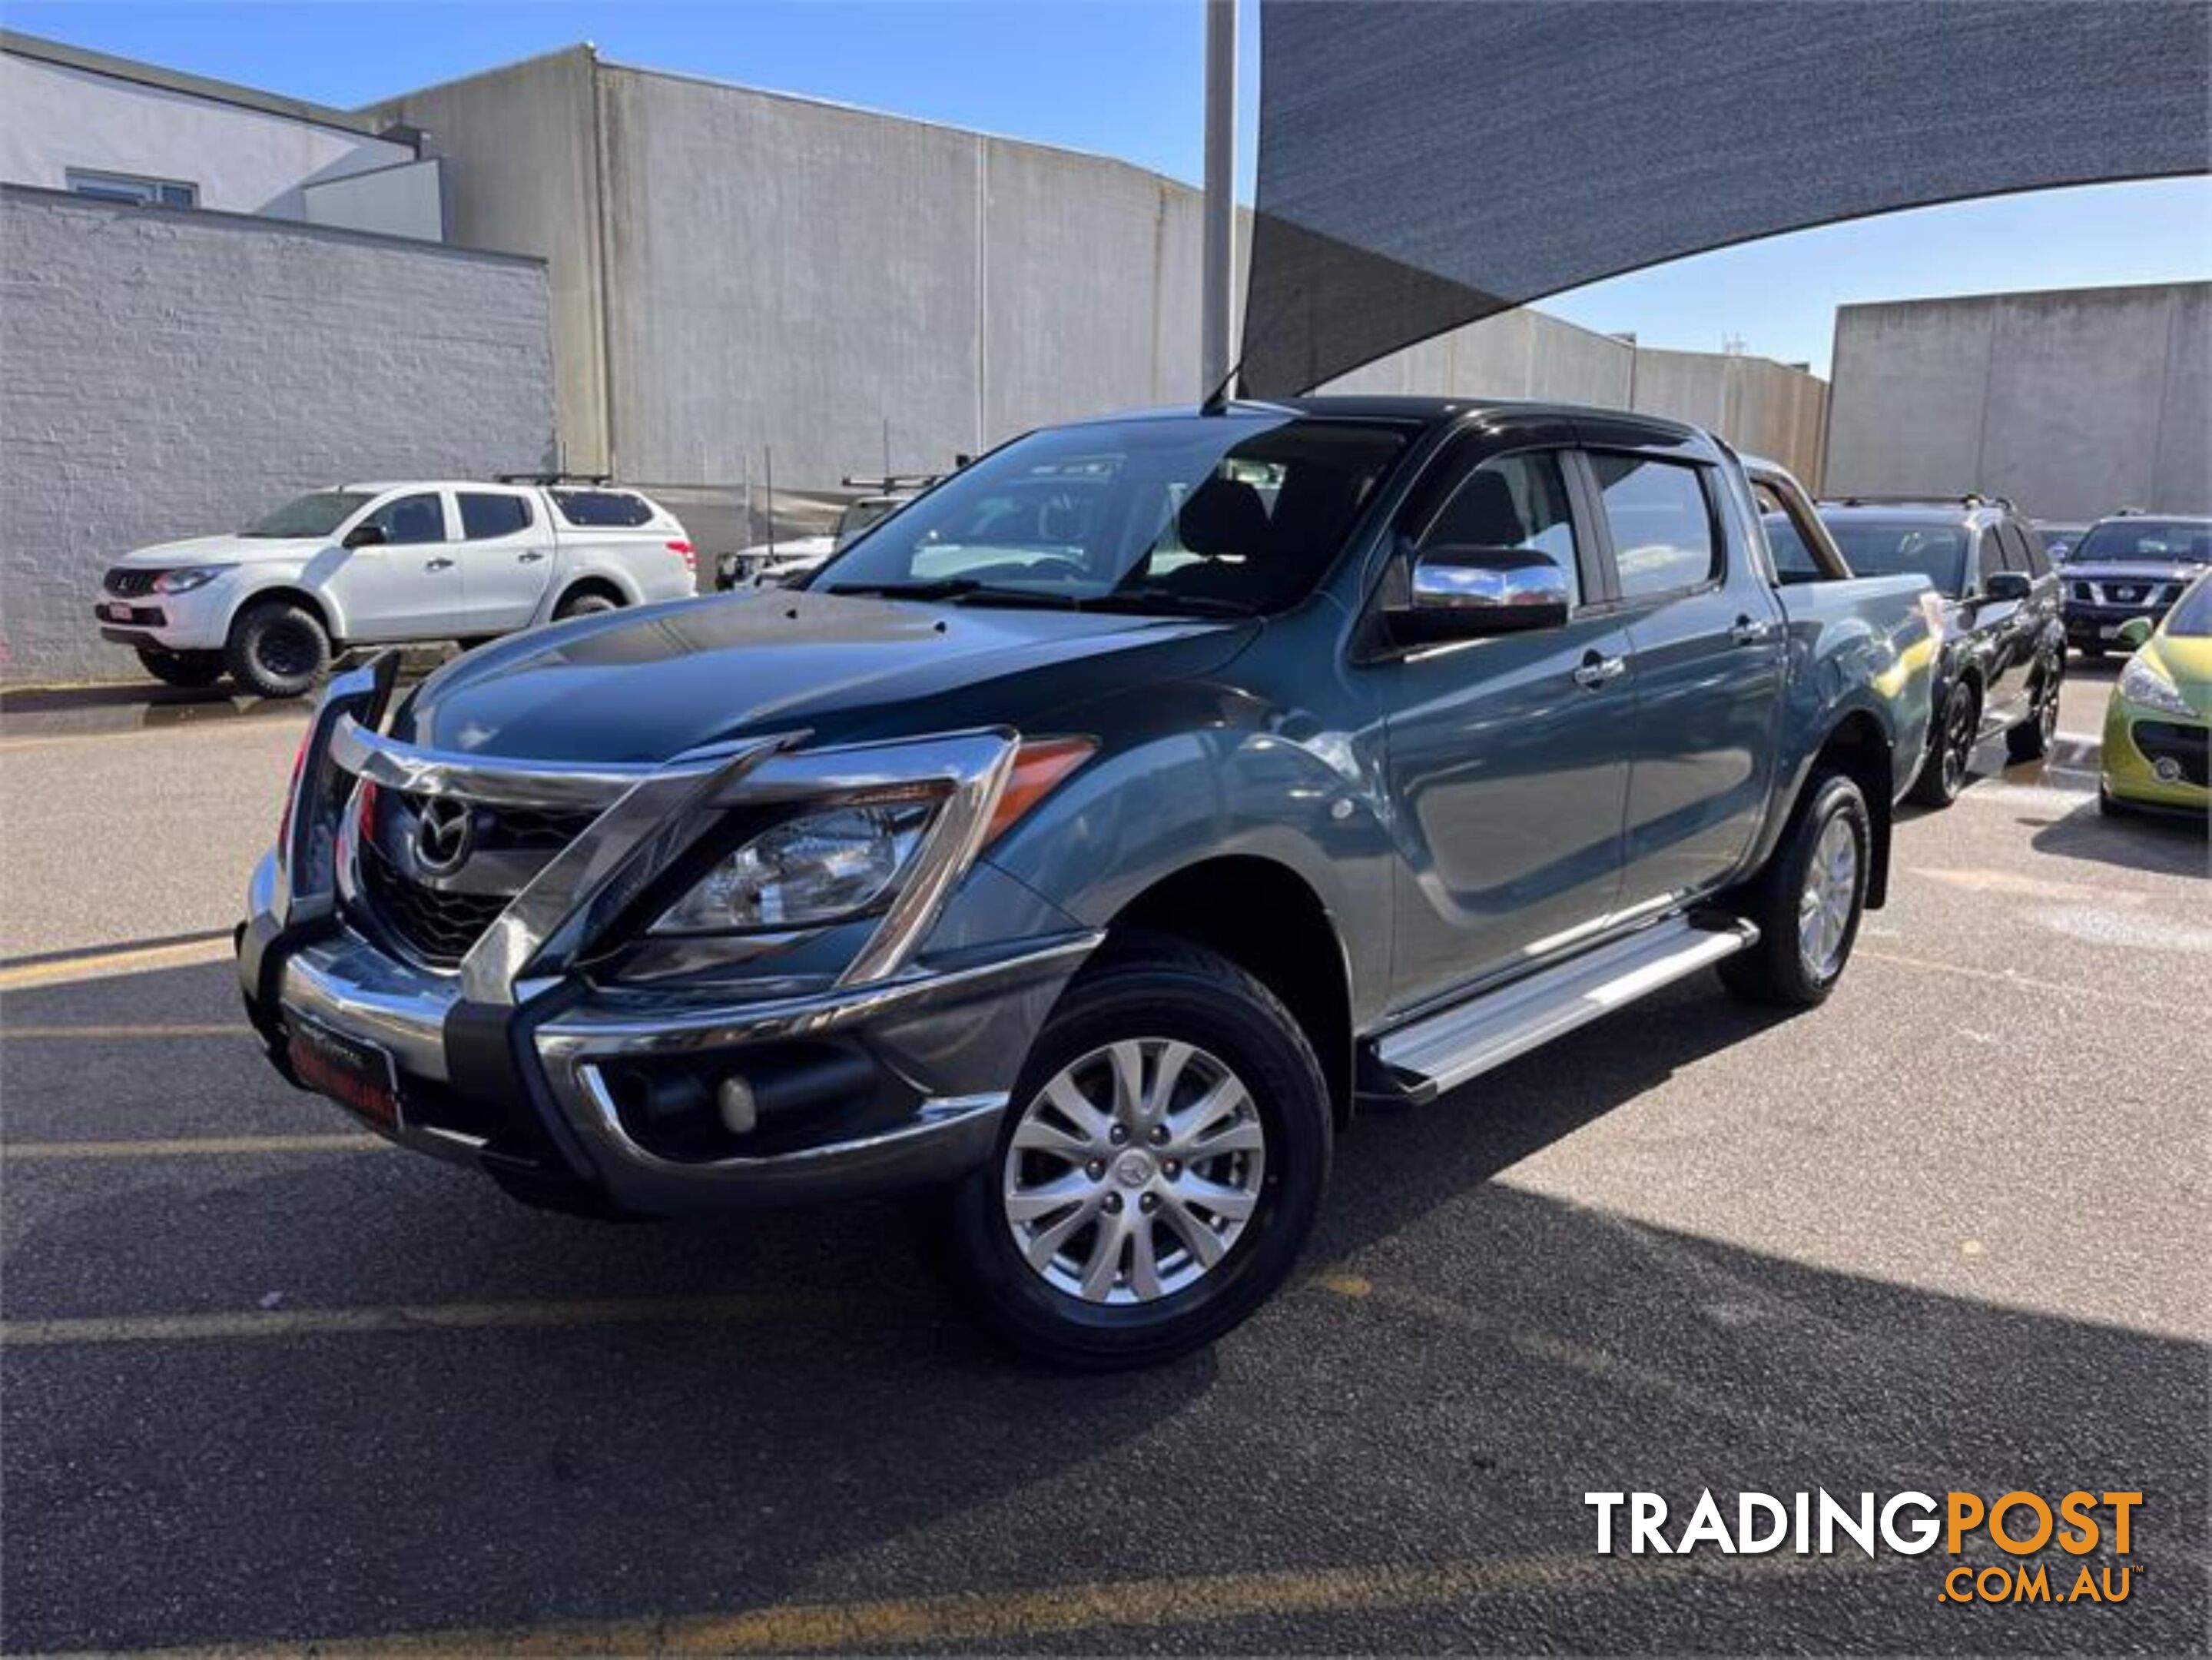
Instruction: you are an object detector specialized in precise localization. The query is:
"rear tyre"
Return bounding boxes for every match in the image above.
[1720,772,1871,1010]
[1908,680,1977,808]
[552,589,620,622]
[2006,655,2064,763]
[942,938,1332,1370]
[135,647,225,689]
[224,601,330,699]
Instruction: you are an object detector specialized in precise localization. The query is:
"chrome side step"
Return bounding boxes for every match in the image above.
[1371,916,1759,1104]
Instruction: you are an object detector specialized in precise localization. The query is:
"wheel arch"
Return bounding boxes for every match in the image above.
[548,569,638,618]
[227,581,339,643]
[1807,709,1894,909]
[1104,855,1356,1128]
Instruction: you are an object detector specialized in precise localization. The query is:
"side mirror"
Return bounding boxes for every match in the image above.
[2117,616,2154,649]
[1983,570,2031,603]
[343,523,386,549]
[1392,543,1571,642]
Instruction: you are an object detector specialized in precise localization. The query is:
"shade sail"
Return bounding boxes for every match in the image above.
[1242,0,2211,397]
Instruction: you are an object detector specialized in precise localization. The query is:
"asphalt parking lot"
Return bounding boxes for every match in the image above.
[2,664,2206,1655]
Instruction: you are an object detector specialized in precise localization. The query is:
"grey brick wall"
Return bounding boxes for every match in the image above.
[0,186,556,684]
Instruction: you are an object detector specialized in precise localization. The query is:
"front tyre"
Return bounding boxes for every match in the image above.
[944,939,1332,1370]
[1720,772,1871,1009]
[224,600,330,699]
[135,646,225,689]
[1908,680,1976,808]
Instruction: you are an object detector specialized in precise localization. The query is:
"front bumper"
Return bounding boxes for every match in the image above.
[93,580,234,652]
[238,659,1097,1214]
[2064,599,2171,646]
[2101,699,2210,813]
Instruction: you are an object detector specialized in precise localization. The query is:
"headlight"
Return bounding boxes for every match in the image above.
[152,565,233,594]
[653,801,936,933]
[2118,653,2194,719]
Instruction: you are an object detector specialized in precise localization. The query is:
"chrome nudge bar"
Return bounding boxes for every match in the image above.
[278,662,1022,1008]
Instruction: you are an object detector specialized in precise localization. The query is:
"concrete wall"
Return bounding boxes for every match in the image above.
[1328,312,1830,483]
[371,49,610,476]
[0,187,555,684]
[301,158,445,242]
[1828,283,2212,520]
[0,50,416,224]
[374,51,1206,546]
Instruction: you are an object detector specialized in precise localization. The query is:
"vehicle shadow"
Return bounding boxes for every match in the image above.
[2023,798,2209,878]
[4,969,2204,1652]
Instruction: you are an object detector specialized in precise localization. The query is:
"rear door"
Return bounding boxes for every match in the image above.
[453,488,555,631]
[1374,424,1636,1011]
[1585,433,1786,916]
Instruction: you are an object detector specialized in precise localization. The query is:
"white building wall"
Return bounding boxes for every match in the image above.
[0,51,415,222]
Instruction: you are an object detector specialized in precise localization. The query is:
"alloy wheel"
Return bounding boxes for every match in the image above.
[1797,815,1859,981]
[1002,1038,1267,1306]
[1940,689,1975,795]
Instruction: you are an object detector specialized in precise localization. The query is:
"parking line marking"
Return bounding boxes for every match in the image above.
[117,1549,1882,1656]
[2,1022,254,1041]
[0,936,237,991]
[1859,948,2199,1013]
[5,1134,385,1161]
[0,1290,832,1347]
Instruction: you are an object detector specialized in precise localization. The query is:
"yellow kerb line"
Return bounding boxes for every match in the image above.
[0,936,237,991]
[118,1549,1887,1657]
[1,1290,833,1347]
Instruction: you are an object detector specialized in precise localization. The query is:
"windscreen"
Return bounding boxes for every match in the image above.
[244,492,371,539]
[811,417,1413,616]
[2073,520,2212,563]
[2163,578,2212,638]
[1825,520,1969,597]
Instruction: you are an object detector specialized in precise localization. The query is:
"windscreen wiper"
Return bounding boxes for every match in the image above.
[827,578,1081,609]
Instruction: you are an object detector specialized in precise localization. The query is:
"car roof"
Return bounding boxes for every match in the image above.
[333,480,656,496]
[1053,395,1706,445]
[2087,512,2212,526]
[1814,502,1999,525]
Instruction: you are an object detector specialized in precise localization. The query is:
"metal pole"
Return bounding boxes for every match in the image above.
[1201,0,1238,400]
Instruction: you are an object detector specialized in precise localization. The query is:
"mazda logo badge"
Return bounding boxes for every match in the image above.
[412,797,476,877]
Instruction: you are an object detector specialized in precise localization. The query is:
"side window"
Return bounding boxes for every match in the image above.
[1417,450,1581,603]
[459,492,533,540]
[1975,526,2007,589]
[551,490,654,528]
[364,493,448,546]
[1998,521,2041,576]
[1590,453,1718,599]
[2016,523,2051,578]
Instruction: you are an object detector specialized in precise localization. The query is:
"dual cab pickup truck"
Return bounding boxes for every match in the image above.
[238,398,1936,1367]
[97,480,695,698]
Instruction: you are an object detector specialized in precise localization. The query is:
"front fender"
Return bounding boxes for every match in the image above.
[986,720,1395,1030]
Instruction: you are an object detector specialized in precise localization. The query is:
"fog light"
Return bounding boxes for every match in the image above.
[716,1075,758,1136]
[2154,758,2184,783]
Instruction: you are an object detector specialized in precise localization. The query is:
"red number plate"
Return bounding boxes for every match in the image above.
[287,1018,403,1132]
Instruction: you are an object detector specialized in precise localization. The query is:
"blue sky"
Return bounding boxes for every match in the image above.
[12,0,2207,375]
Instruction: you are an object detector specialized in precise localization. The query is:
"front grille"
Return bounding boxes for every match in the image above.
[2133,721,2210,788]
[357,836,510,966]
[105,566,161,599]
[350,794,595,968]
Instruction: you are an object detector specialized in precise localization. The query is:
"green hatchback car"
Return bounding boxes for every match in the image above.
[2101,571,2211,818]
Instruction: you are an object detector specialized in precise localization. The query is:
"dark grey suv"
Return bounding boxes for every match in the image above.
[240,398,1936,1366]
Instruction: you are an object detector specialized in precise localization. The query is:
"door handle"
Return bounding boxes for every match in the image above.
[1572,652,1627,690]
[517,551,546,563]
[425,557,456,571]
[1730,615,1778,646]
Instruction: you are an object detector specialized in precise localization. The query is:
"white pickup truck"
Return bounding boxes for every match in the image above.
[95,478,695,697]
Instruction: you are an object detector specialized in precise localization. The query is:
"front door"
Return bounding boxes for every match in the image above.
[329,490,466,640]
[453,489,556,631]
[1375,441,1634,1014]
[1587,447,1786,915]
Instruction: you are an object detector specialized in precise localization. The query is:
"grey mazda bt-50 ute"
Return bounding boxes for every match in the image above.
[239,397,1936,1367]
